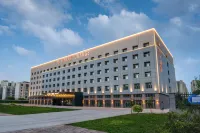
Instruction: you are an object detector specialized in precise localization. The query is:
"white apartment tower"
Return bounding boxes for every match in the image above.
[29,28,176,109]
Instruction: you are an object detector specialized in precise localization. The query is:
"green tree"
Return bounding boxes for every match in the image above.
[131,105,143,114]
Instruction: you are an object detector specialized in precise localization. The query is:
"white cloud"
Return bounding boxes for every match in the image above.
[185,57,200,65]
[12,45,35,56]
[170,17,182,26]
[0,25,12,35]
[88,10,153,42]
[0,0,83,51]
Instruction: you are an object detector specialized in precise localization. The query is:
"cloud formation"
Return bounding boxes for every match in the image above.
[0,0,83,51]
[12,45,35,56]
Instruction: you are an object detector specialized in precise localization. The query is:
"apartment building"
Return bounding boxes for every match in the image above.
[176,80,188,93]
[0,80,16,100]
[15,81,29,100]
[29,28,176,109]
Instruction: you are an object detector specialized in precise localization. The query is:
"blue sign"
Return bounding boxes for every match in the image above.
[188,94,200,104]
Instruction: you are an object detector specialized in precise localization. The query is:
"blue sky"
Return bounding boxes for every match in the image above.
[0,0,200,91]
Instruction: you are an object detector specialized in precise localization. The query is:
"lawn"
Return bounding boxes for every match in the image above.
[0,104,78,115]
[72,114,167,133]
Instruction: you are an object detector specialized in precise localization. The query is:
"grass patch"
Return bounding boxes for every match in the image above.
[72,114,167,133]
[0,104,78,115]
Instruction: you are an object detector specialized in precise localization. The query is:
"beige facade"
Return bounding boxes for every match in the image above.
[15,81,29,100]
[30,28,176,109]
[176,80,188,93]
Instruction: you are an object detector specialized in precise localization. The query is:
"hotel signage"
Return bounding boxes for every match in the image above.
[56,51,90,65]
[188,95,200,104]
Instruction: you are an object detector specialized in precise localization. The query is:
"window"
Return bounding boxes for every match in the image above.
[78,81,81,84]
[62,76,65,80]
[105,86,110,91]
[79,60,82,63]
[84,80,87,84]
[97,95,103,98]
[78,73,81,77]
[90,64,94,68]
[105,95,111,98]
[57,77,60,81]
[90,87,94,92]
[84,65,87,69]
[68,69,70,72]
[133,63,139,69]
[105,53,109,57]
[84,72,87,76]
[105,69,109,73]
[168,70,170,75]
[144,51,150,57]
[50,73,52,76]
[113,58,118,63]
[72,68,75,71]
[145,71,151,77]
[105,60,109,65]
[114,50,118,54]
[84,88,87,92]
[53,78,56,81]
[73,62,76,65]
[145,94,155,97]
[122,56,127,61]
[123,74,128,79]
[72,81,75,85]
[97,86,102,91]
[72,75,75,78]
[105,77,109,81]
[98,55,102,58]
[63,70,65,74]
[91,57,94,60]
[168,78,170,83]
[143,42,149,47]
[122,48,127,52]
[85,59,88,62]
[167,62,169,67]
[53,84,55,87]
[67,82,70,85]
[97,70,101,74]
[123,94,131,98]
[46,74,48,77]
[54,72,56,76]
[144,61,150,67]
[62,83,65,86]
[114,85,119,91]
[78,88,81,92]
[68,63,71,66]
[145,82,152,89]
[57,83,60,87]
[57,71,60,75]
[133,73,139,78]
[132,45,138,50]
[67,76,70,79]
[133,54,138,59]
[78,67,81,70]
[134,83,140,89]
[123,65,128,70]
[114,76,119,80]
[97,78,102,82]
[97,62,101,67]
[123,84,128,90]
[114,67,118,72]
[90,71,94,75]
[134,94,142,97]
[114,95,120,98]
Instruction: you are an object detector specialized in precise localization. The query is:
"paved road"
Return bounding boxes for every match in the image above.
[0,108,130,132]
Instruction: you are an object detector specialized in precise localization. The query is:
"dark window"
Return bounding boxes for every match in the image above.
[84,88,87,92]
[84,65,87,69]
[63,70,65,74]
[62,83,65,86]
[85,59,88,62]
[114,67,118,72]
[90,64,94,68]
[72,68,75,71]
[122,48,127,52]
[79,60,82,63]
[105,69,109,73]
[90,87,94,92]
[97,70,101,74]
[132,45,138,50]
[122,56,127,61]
[78,67,81,70]
[105,53,109,57]
[105,86,110,91]
[133,63,139,69]
[91,57,94,60]
[113,58,118,63]
[144,51,150,57]
[134,83,140,89]
[97,86,102,91]
[114,50,118,54]
[145,82,152,89]
[145,71,151,77]
[98,55,102,58]
[105,60,109,65]
[133,73,139,78]
[144,61,150,67]
[114,85,119,91]
[97,62,101,67]
[133,54,138,59]
[143,42,150,47]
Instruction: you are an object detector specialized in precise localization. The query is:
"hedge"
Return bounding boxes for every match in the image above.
[0,100,29,103]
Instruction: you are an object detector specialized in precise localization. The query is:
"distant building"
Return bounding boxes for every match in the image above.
[176,80,188,93]
[191,80,200,93]
[15,81,29,100]
[0,80,16,100]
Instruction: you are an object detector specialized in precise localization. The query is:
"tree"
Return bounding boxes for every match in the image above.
[6,96,14,100]
[131,105,143,114]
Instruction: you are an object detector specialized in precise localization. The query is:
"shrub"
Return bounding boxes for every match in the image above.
[6,96,15,100]
[18,98,26,100]
[132,105,143,114]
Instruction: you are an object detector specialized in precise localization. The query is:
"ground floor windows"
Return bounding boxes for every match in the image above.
[90,100,95,107]
[123,100,131,108]
[84,100,89,106]
[105,100,111,107]
[145,100,156,109]
[97,100,103,107]
[113,100,121,108]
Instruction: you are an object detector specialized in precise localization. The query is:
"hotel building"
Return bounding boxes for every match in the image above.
[15,81,29,100]
[29,28,176,109]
